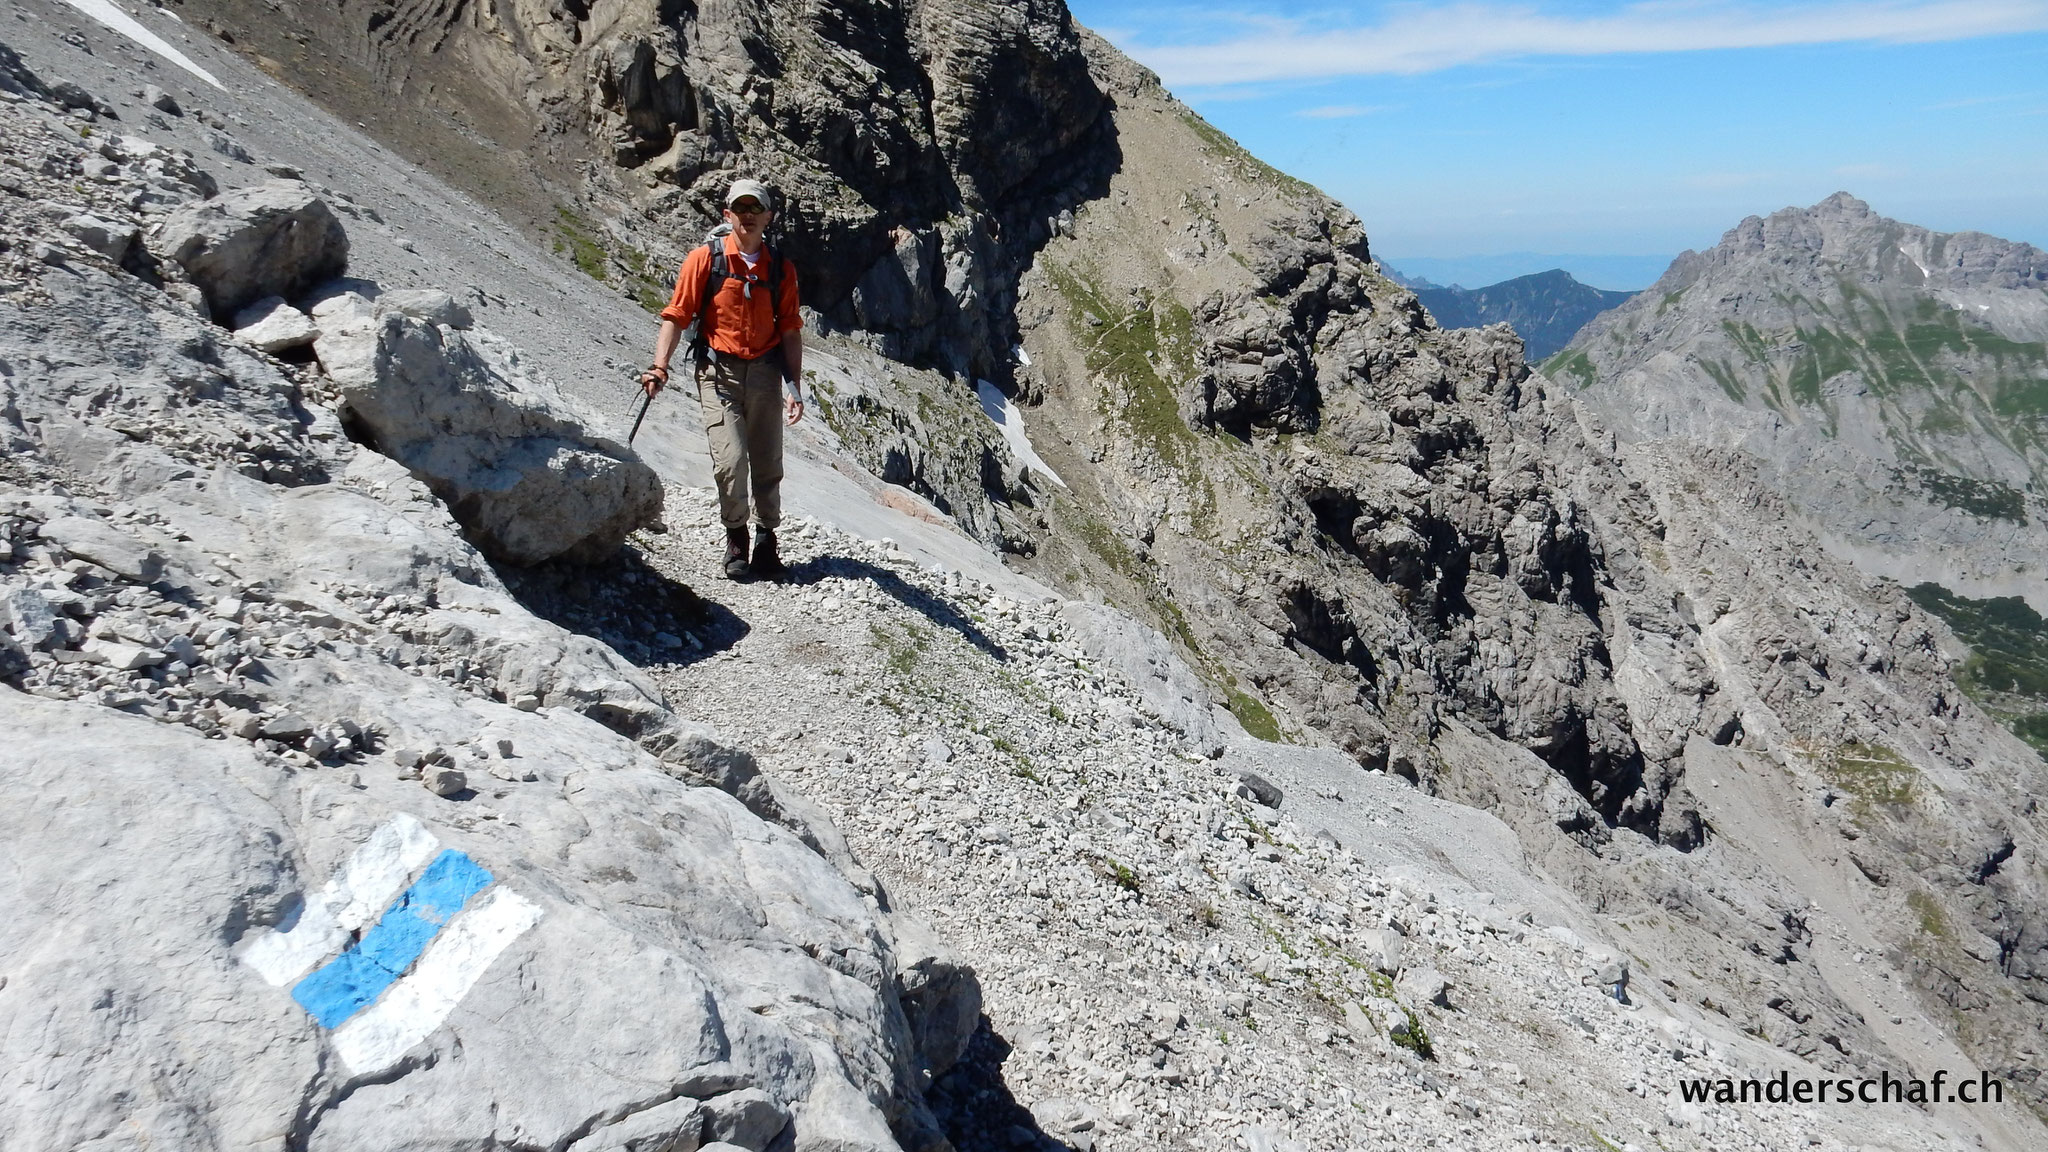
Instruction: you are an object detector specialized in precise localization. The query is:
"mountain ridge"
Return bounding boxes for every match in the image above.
[1550,191,2048,613]
[1412,268,1634,360]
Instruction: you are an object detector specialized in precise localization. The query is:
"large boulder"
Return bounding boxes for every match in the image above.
[0,40,50,100]
[1,258,968,1152]
[0,666,915,1152]
[150,181,349,317]
[315,308,661,566]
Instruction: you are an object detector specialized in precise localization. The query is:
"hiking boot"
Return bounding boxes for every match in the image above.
[751,527,786,579]
[722,527,750,580]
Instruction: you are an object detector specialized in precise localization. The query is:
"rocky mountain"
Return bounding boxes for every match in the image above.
[1549,192,2048,759]
[1549,194,2048,603]
[1414,269,1634,360]
[1372,262,1439,291]
[5,3,2048,1150]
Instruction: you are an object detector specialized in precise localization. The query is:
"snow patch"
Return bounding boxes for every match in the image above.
[977,379,1065,489]
[59,0,225,90]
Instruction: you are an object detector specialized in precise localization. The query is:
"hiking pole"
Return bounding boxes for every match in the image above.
[627,388,654,445]
[627,370,656,445]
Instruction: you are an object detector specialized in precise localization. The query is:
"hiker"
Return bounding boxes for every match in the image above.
[640,179,805,580]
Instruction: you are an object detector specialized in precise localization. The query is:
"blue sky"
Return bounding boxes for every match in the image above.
[1067,1,2048,289]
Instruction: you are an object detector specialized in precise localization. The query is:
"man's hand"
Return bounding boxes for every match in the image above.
[785,394,805,426]
[639,365,669,398]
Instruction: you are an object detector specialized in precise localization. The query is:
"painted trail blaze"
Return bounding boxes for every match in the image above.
[238,816,542,1073]
[291,849,494,1027]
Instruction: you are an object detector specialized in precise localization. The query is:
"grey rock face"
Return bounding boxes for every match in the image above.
[0,39,50,99]
[232,296,320,352]
[315,310,662,566]
[150,179,349,316]
[1003,50,2048,1118]
[143,83,181,115]
[0,204,972,1150]
[60,213,142,267]
[167,0,1112,383]
[1555,192,2048,614]
[376,287,474,330]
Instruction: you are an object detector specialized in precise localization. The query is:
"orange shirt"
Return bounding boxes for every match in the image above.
[659,235,802,361]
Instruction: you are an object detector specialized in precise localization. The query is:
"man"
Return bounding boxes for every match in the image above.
[640,179,804,580]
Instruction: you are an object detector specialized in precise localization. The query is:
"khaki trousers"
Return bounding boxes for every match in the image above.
[696,353,784,532]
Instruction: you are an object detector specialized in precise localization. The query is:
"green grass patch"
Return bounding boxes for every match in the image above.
[1071,509,1141,578]
[1106,858,1141,893]
[870,620,931,680]
[2014,714,2048,757]
[1390,1006,1435,1060]
[1700,358,1748,403]
[1226,688,1283,742]
[1822,742,1918,811]
[1175,110,1317,197]
[1046,264,1203,482]
[553,206,610,281]
[631,262,671,314]
[1542,348,1598,390]
[1907,890,1950,940]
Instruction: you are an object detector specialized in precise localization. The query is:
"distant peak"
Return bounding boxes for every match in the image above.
[1814,191,1874,217]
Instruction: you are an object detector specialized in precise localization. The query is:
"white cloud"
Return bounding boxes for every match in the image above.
[1295,104,1390,118]
[1129,2,2048,86]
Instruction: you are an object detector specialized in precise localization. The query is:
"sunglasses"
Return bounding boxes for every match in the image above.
[729,202,768,215]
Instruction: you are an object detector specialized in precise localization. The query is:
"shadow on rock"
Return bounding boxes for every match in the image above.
[496,545,745,668]
[783,554,1008,662]
[926,1020,1069,1152]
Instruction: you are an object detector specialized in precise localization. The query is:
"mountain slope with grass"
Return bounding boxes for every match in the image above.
[1548,193,2048,615]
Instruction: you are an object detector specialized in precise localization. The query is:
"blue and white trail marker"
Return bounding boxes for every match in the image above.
[237,814,542,1073]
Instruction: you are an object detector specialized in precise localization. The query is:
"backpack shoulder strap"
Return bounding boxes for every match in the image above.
[764,243,785,328]
[691,241,725,356]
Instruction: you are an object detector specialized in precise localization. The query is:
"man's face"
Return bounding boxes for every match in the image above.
[724,198,771,239]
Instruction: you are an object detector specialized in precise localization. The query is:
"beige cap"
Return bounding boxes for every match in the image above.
[724,179,773,210]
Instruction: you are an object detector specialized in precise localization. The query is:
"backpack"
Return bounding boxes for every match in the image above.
[688,222,785,364]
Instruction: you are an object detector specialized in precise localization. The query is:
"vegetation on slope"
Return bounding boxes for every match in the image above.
[1907,582,2048,756]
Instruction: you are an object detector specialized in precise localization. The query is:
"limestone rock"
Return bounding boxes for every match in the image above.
[377,287,474,330]
[568,1097,705,1152]
[36,515,164,582]
[702,1087,790,1151]
[150,180,349,317]
[1360,927,1405,976]
[1398,966,1451,1009]
[60,213,141,266]
[890,917,982,1082]
[232,296,319,352]
[1,585,57,648]
[315,311,661,565]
